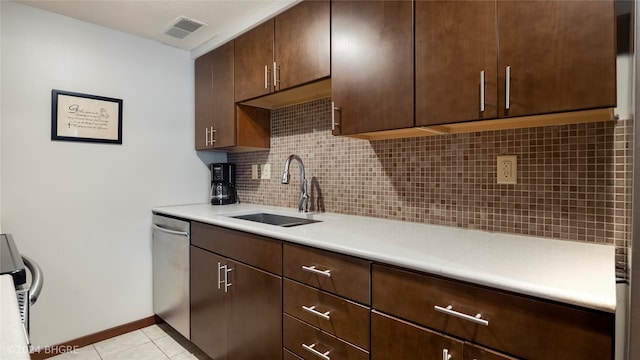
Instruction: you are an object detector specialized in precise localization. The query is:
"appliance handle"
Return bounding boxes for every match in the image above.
[21,255,43,306]
[152,224,189,238]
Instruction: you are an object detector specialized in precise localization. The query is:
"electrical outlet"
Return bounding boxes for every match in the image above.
[497,155,517,184]
[261,164,271,180]
[251,165,258,180]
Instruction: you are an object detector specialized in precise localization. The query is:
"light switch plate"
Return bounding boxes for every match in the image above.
[497,155,517,184]
[261,164,271,180]
[251,165,258,180]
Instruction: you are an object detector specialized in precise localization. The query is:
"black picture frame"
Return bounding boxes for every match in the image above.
[51,89,123,144]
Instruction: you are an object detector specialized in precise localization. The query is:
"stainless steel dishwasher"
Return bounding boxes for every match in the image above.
[152,214,190,339]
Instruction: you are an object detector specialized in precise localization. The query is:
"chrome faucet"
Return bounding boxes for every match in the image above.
[282,154,308,212]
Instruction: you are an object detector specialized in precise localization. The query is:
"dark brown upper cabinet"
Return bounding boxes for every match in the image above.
[234,20,275,102]
[275,0,330,92]
[194,41,236,150]
[234,0,330,103]
[415,0,498,126]
[194,50,215,150]
[195,41,270,152]
[496,0,616,118]
[336,0,616,139]
[417,0,616,127]
[331,0,414,136]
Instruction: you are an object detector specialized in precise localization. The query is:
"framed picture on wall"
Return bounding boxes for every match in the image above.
[51,89,123,144]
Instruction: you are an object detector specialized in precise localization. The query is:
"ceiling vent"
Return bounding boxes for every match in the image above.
[165,16,206,39]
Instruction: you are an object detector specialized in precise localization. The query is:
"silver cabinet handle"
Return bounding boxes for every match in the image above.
[480,70,485,112]
[302,265,331,277]
[505,65,511,110]
[302,305,331,320]
[205,127,209,146]
[264,65,269,89]
[224,266,233,292]
[210,126,216,144]
[443,348,452,360]
[434,305,489,326]
[273,61,279,88]
[302,343,330,360]
[217,262,233,292]
[331,101,341,131]
[217,262,225,290]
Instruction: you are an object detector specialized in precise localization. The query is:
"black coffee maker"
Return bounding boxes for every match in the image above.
[210,163,237,205]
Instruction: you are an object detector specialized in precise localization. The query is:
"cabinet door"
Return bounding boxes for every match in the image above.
[211,41,236,149]
[275,0,330,91]
[331,0,413,135]
[194,51,214,150]
[190,246,227,360]
[227,259,282,360]
[371,310,464,360]
[234,20,275,102]
[415,0,497,126]
[497,0,616,118]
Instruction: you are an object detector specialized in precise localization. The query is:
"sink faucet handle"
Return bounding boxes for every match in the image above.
[299,178,309,212]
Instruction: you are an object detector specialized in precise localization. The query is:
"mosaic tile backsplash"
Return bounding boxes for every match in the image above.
[228,98,632,271]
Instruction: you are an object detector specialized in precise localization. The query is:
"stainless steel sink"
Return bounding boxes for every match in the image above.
[230,213,320,227]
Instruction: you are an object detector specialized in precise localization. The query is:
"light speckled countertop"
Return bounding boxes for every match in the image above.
[153,203,616,313]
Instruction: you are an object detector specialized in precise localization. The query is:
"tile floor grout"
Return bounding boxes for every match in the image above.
[48,323,209,360]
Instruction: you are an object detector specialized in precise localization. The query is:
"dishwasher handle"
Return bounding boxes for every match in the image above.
[152,224,189,238]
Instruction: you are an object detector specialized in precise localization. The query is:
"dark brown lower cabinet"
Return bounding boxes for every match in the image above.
[372,264,614,360]
[372,311,516,360]
[190,245,282,360]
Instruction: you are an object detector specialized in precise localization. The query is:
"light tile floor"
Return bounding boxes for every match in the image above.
[49,323,210,360]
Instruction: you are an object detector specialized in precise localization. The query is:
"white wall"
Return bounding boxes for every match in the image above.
[0,2,225,347]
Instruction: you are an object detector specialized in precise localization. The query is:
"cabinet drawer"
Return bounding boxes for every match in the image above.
[372,264,614,360]
[464,343,519,360]
[191,222,282,275]
[284,279,370,350]
[283,243,371,304]
[284,314,369,360]
[371,310,464,360]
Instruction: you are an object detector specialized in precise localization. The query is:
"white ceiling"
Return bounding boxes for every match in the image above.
[14,0,300,58]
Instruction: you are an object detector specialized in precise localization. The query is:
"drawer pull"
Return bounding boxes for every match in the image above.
[301,265,332,277]
[302,305,331,320]
[302,343,330,360]
[434,305,489,326]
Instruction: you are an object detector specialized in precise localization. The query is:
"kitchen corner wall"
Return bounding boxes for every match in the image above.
[1,2,225,348]
[229,98,632,269]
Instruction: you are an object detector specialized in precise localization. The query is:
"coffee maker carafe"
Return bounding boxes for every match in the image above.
[210,163,237,205]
